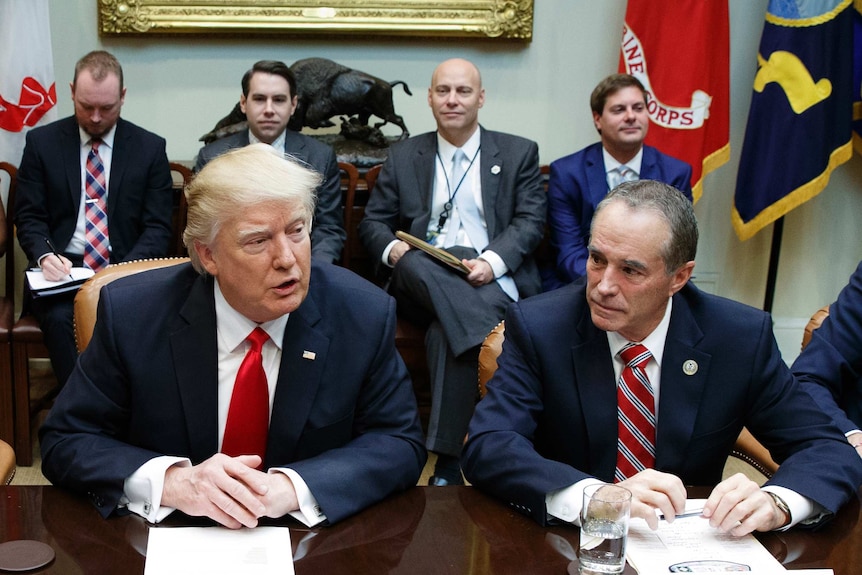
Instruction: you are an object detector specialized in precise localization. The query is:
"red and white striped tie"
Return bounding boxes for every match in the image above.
[84,138,110,272]
[615,343,655,482]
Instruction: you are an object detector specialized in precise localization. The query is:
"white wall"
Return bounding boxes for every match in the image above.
[41,0,862,363]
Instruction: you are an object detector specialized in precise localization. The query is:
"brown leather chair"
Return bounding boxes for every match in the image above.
[801,305,830,351]
[0,163,14,449]
[337,161,360,271]
[341,163,380,282]
[74,257,190,353]
[168,162,193,257]
[477,321,780,479]
[0,438,15,484]
[6,163,56,466]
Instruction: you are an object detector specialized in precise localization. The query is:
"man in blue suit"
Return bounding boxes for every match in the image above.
[463,180,861,534]
[195,60,345,263]
[15,50,173,385]
[40,144,426,528]
[547,74,691,287]
[793,261,862,458]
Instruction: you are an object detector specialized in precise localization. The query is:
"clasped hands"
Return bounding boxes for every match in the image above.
[162,453,299,529]
[619,469,788,535]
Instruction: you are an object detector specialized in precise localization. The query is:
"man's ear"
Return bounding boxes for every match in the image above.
[194,241,218,277]
[669,261,695,295]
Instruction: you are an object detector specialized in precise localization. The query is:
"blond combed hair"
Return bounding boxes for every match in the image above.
[183,143,321,273]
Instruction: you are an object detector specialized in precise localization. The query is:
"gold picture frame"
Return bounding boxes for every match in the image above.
[98,0,534,40]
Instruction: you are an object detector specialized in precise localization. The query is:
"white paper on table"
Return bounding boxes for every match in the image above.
[145,526,294,575]
[625,499,787,574]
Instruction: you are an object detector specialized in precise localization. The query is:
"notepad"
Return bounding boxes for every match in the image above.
[25,267,95,297]
[395,230,471,274]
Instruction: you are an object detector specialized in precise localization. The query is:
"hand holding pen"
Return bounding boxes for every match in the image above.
[42,237,74,282]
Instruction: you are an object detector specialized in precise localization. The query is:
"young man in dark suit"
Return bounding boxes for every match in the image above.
[195,60,345,263]
[15,50,173,385]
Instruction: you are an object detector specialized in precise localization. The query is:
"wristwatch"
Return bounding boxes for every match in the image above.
[766,491,791,527]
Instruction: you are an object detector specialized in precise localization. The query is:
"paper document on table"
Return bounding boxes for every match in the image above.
[625,499,786,574]
[145,526,294,575]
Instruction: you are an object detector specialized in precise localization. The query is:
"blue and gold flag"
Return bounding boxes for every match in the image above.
[733,0,854,241]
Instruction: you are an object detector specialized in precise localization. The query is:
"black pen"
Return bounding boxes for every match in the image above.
[44,237,74,281]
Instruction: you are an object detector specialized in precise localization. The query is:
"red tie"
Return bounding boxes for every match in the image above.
[615,343,655,482]
[84,138,110,272]
[222,328,271,467]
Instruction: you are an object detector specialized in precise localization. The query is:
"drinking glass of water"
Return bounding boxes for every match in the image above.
[578,483,632,575]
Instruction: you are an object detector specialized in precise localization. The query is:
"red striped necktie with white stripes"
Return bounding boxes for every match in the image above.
[614,343,655,482]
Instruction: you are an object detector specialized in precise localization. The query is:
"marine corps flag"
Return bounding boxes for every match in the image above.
[733,0,854,241]
[0,0,56,168]
[619,0,730,203]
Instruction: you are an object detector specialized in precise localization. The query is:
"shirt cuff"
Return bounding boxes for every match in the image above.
[478,249,509,278]
[271,468,327,527]
[761,485,821,530]
[382,239,400,267]
[546,478,603,525]
[123,456,190,523]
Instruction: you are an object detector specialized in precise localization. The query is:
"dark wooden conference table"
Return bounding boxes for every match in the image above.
[1,485,860,574]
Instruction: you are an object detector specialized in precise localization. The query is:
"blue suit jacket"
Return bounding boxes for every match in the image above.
[359,127,547,298]
[14,116,173,266]
[793,261,862,434]
[39,261,426,524]
[547,143,692,285]
[462,281,862,525]
[195,130,346,263]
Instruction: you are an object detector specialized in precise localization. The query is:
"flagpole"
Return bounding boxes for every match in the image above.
[762,216,784,313]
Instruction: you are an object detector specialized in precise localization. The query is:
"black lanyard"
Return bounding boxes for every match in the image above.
[434,147,481,235]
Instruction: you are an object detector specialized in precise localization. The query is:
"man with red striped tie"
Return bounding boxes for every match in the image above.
[15,50,173,385]
[463,180,862,535]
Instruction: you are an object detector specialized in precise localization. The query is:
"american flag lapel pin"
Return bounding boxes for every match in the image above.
[302,350,316,360]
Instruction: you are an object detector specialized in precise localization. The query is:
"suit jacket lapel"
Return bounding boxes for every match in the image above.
[106,119,128,216]
[63,119,83,210]
[283,130,306,160]
[479,127,501,239]
[640,146,660,180]
[409,134,436,236]
[572,309,620,480]
[171,275,221,462]
[655,291,711,471]
[585,144,610,207]
[266,288,330,466]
